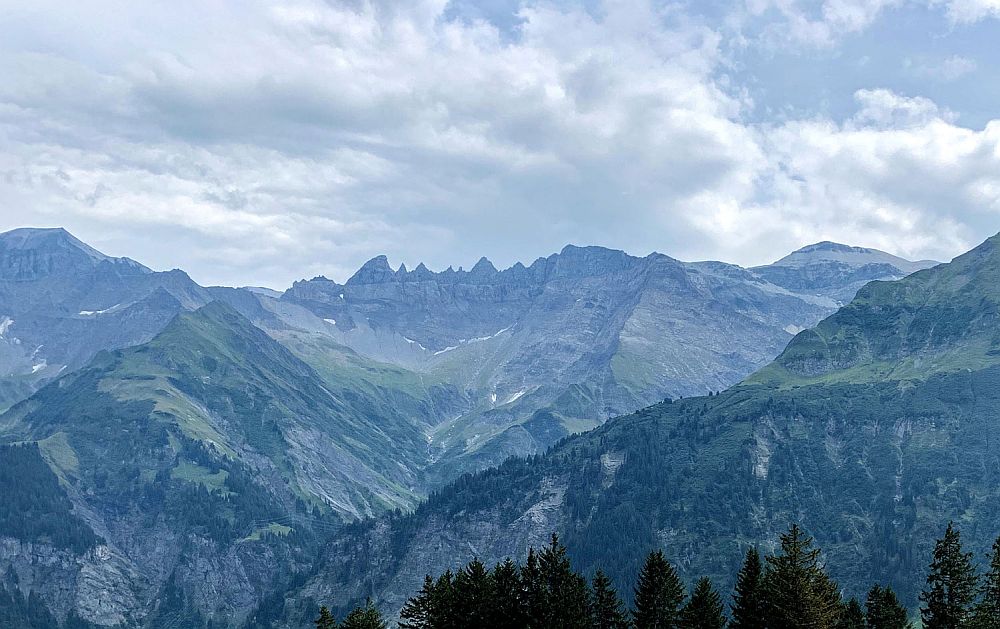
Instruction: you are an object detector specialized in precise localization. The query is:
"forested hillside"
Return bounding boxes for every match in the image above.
[277,233,1000,625]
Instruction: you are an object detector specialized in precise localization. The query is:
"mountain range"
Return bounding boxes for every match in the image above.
[281,241,936,482]
[275,233,1000,626]
[0,227,942,626]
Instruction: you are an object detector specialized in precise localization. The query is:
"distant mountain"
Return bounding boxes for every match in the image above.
[0,228,212,411]
[753,241,939,304]
[0,227,941,626]
[277,235,1000,625]
[283,242,937,482]
[0,301,464,625]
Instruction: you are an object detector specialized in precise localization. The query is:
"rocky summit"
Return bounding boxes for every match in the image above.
[275,234,1000,627]
[282,242,936,482]
[0,228,212,412]
[0,227,939,626]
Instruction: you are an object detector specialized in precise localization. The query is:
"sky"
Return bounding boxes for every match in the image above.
[1,0,999,289]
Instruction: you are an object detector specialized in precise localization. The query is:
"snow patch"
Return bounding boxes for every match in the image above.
[402,336,427,351]
[0,317,12,337]
[323,318,336,326]
[433,326,512,355]
[505,388,528,404]
[79,304,120,316]
[784,324,805,335]
[31,360,47,374]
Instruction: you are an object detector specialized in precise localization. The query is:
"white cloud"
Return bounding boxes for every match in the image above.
[851,88,955,127]
[717,89,1000,264]
[744,0,902,48]
[904,54,978,81]
[935,0,1000,22]
[0,0,998,288]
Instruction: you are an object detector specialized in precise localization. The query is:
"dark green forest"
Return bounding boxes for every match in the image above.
[313,523,1000,629]
[0,443,99,552]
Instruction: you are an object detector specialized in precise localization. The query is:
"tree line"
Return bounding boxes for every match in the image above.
[315,522,1000,629]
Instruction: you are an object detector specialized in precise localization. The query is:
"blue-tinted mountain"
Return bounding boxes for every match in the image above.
[276,234,1000,626]
[0,227,940,626]
[0,301,460,625]
[283,242,936,482]
[0,228,212,410]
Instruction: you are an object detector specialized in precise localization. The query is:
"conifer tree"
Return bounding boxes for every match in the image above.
[523,547,544,626]
[399,576,434,629]
[633,549,685,629]
[430,570,457,629]
[340,599,386,629]
[591,570,629,629]
[972,537,1000,629]
[537,534,592,628]
[866,585,910,629]
[679,577,726,629]
[453,558,494,627]
[492,559,526,629]
[838,598,864,629]
[731,547,766,629]
[314,606,338,629]
[920,522,978,629]
[763,524,843,629]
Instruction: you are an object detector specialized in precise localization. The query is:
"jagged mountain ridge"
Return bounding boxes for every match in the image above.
[0,227,939,626]
[283,242,937,480]
[276,233,1000,626]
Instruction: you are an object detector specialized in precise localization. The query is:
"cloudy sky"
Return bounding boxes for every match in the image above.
[1,0,999,288]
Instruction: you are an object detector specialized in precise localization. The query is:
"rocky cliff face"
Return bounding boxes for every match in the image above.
[283,242,937,481]
[0,228,213,411]
[278,235,1000,626]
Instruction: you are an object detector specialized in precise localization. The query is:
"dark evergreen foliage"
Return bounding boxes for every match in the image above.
[0,443,100,552]
[678,577,725,629]
[866,585,911,629]
[0,585,58,629]
[319,523,1000,629]
[972,537,1000,629]
[633,550,685,629]
[838,598,865,629]
[339,599,386,629]
[920,523,978,629]
[314,605,337,629]
[763,524,843,629]
[730,547,766,629]
[591,570,630,629]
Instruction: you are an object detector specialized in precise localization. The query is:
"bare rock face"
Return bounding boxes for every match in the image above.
[283,242,936,482]
[0,228,938,627]
[0,228,213,411]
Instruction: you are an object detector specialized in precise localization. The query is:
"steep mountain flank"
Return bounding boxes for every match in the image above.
[0,303,454,625]
[279,235,999,625]
[283,243,936,480]
[0,228,212,411]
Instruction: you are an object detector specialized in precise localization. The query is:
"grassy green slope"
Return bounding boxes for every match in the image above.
[288,233,1000,620]
[3,302,437,521]
[0,301,467,624]
[751,234,1000,386]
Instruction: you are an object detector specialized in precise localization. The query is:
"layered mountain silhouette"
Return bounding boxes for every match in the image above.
[277,234,1000,625]
[283,241,936,481]
[0,228,211,411]
[0,227,942,626]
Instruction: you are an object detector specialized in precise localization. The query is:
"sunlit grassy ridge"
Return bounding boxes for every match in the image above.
[750,234,1000,387]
